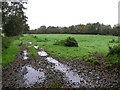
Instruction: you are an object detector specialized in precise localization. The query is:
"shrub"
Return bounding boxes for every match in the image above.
[53,37,78,47]
[107,45,120,56]
[106,55,120,67]
[107,45,120,67]
[64,37,78,47]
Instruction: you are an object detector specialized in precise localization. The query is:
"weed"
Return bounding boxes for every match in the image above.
[49,80,60,88]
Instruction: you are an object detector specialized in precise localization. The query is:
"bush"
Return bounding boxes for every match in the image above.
[108,45,120,56]
[64,37,78,47]
[53,37,78,47]
[107,45,120,67]
[106,55,120,67]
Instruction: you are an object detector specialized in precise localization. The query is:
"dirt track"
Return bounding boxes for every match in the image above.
[2,45,120,89]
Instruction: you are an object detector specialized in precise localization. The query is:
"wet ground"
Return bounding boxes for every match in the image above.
[2,43,120,89]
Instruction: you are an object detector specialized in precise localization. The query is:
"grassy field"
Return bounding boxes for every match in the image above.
[20,34,118,60]
[2,34,118,68]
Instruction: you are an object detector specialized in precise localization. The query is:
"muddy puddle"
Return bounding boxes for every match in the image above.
[23,50,29,60]
[21,65,46,87]
[46,57,86,87]
[38,51,48,57]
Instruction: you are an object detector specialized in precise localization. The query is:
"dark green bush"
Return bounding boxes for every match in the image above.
[107,45,120,67]
[108,45,120,56]
[106,55,120,67]
[64,37,78,47]
[53,37,78,47]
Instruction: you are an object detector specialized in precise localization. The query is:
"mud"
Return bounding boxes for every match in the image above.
[2,44,120,89]
[46,57,86,88]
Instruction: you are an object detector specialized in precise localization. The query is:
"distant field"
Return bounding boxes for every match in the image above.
[21,34,118,60]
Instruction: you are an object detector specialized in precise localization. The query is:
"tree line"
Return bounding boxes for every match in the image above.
[1,1,119,36]
[28,23,120,36]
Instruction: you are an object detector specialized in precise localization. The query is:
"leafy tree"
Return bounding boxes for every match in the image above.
[2,1,29,36]
[37,25,47,34]
[23,23,29,34]
[4,15,24,36]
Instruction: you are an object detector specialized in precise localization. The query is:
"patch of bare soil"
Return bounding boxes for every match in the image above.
[63,54,120,89]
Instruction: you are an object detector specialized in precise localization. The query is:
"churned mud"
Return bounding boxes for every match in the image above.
[2,43,120,89]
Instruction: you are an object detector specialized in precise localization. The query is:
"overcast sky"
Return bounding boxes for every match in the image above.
[25,0,118,29]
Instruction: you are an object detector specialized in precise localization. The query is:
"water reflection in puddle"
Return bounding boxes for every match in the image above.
[38,51,48,56]
[23,50,28,60]
[21,65,45,87]
[28,42,32,45]
[46,57,86,87]
[34,45,39,49]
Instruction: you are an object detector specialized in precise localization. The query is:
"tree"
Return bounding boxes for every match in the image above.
[37,25,47,34]
[4,15,24,36]
[2,1,29,36]
[24,23,29,34]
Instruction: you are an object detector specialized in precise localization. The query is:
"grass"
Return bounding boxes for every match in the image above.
[49,80,60,88]
[22,34,117,60]
[2,35,38,68]
[2,34,118,68]
[28,46,38,57]
[2,38,20,68]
